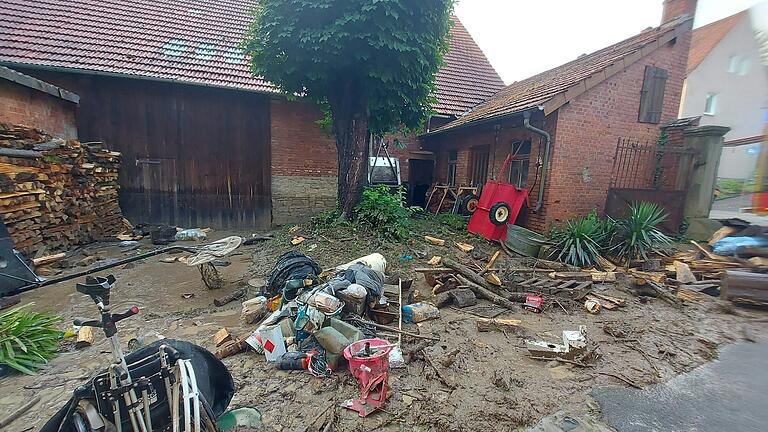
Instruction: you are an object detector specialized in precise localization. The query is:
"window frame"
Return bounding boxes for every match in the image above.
[447,150,458,186]
[728,55,740,73]
[704,92,718,116]
[508,139,532,188]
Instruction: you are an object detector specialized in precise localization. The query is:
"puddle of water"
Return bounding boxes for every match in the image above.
[593,342,768,432]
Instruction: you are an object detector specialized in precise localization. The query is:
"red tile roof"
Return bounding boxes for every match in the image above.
[434,18,506,116]
[0,0,503,116]
[427,18,692,135]
[687,10,748,73]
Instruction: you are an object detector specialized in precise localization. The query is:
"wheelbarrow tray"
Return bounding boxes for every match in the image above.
[468,180,528,241]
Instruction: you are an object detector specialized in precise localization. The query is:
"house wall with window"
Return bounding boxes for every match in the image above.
[422,28,690,233]
[547,33,690,228]
[680,13,767,181]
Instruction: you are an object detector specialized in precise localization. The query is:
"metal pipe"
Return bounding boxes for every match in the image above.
[15,245,196,293]
[523,110,551,212]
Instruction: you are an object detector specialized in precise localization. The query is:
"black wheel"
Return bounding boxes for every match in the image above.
[489,202,511,225]
[457,195,479,215]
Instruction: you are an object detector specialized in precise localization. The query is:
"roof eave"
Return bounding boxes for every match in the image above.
[420,107,540,138]
[424,18,693,138]
[0,61,280,97]
[0,65,80,103]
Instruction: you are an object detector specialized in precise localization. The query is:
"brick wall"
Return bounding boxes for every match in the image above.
[0,80,77,139]
[423,114,556,231]
[543,31,692,229]
[270,97,338,224]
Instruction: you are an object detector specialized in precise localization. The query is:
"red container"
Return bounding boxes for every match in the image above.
[468,155,529,241]
[342,338,392,387]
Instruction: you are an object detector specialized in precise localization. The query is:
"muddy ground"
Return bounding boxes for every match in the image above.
[2,218,767,431]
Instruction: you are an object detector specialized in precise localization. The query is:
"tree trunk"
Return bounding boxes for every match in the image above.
[328,81,369,217]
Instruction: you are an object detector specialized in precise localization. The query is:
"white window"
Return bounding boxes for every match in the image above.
[728,55,740,73]
[704,93,718,115]
[738,58,751,75]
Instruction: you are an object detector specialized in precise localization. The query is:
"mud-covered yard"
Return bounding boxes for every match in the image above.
[1,220,767,432]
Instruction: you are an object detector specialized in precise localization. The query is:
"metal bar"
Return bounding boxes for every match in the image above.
[610,138,622,188]
[15,245,197,293]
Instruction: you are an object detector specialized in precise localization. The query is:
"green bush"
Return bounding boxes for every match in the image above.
[0,304,63,375]
[549,211,614,268]
[611,202,672,261]
[311,209,346,229]
[432,213,468,231]
[355,185,411,240]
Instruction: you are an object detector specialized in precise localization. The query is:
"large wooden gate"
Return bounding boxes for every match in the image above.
[22,70,273,229]
[605,137,697,233]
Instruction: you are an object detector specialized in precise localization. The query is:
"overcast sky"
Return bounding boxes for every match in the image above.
[455,0,768,84]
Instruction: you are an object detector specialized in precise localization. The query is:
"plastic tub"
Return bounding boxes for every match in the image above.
[504,224,548,257]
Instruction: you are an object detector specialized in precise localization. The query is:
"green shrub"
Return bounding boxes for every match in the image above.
[355,185,411,240]
[311,209,345,229]
[432,213,468,231]
[0,304,63,375]
[611,202,672,261]
[549,211,614,268]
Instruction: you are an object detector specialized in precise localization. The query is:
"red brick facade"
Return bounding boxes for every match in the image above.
[545,33,691,229]
[270,98,336,177]
[422,29,692,233]
[0,79,77,139]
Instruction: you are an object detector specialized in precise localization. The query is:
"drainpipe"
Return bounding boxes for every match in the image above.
[523,110,551,212]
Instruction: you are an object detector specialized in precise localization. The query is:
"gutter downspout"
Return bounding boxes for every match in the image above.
[523,110,551,212]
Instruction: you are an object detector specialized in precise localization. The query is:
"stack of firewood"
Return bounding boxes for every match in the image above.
[0,123,124,256]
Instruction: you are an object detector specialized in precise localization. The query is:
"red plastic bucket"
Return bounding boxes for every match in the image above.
[343,338,392,386]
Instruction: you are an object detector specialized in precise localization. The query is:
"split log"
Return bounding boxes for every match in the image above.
[212,328,233,347]
[590,292,626,307]
[424,236,445,246]
[214,339,248,360]
[484,272,502,286]
[434,292,454,308]
[427,256,442,266]
[674,261,696,284]
[646,281,682,308]
[591,272,617,282]
[548,271,592,281]
[449,288,477,308]
[455,242,474,253]
[476,318,522,332]
[213,287,246,307]
[75,326,94,349]
[455,274,520,310]
[721,270,768,305]
[31,252,65,267]
[443,258,506,297]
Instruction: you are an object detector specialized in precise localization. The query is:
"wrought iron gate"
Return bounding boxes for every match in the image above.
[605,137,697,233]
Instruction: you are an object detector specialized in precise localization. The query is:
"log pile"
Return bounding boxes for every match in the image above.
[0,123,124,256]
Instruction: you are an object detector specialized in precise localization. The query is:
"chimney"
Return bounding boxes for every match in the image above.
[661,0,697,25]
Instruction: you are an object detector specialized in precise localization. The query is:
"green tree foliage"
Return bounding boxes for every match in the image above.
[243,0,454,215]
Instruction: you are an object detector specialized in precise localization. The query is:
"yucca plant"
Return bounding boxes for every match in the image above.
[0,304,64,375]
[549,211,615,268]
[612,202,672,261]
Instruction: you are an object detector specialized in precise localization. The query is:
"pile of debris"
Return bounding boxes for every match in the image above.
[0,123,124,255]
[214,252,422,417]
